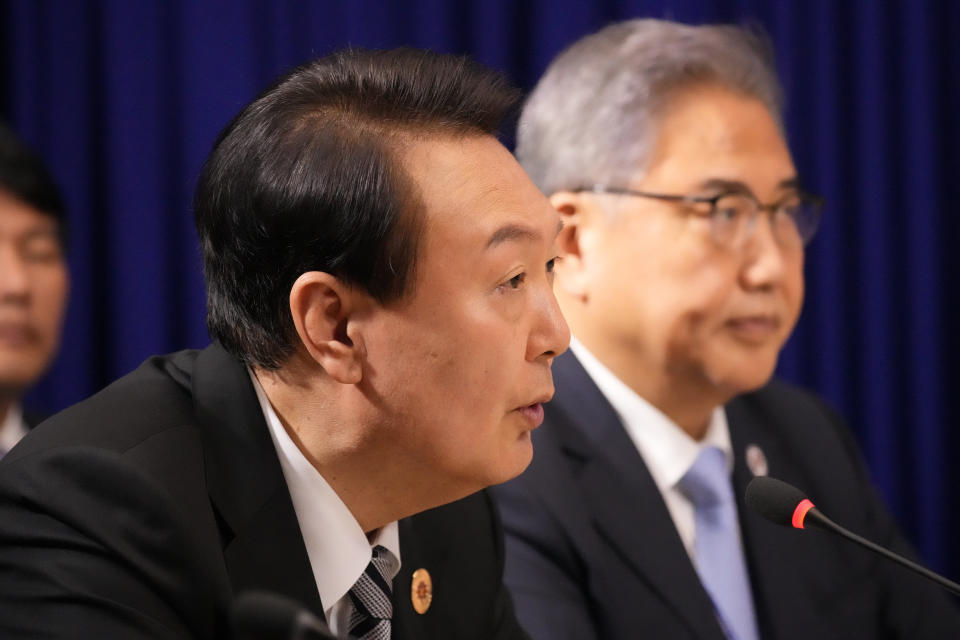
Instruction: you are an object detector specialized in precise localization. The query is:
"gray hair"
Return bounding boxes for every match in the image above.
[517,19,785,195]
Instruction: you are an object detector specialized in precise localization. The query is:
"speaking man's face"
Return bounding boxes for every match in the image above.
[560,85,804,404]
[359,134,569,496]
[0,190,69,397]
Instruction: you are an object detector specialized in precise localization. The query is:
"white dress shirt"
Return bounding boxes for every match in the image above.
[0,404,28,457]
[250,372,401,635]
[569,338,736,563]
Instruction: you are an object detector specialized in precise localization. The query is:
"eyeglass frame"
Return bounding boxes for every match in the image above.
[571,184,825,248]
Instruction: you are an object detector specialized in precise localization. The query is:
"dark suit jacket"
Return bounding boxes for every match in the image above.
[0,343,528,639]
[493,352,960,639]
[21,407,47,429]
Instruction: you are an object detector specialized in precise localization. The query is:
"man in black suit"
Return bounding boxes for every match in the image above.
[492,19,960,639]
[0,122,69,456]
[0,48,568,638]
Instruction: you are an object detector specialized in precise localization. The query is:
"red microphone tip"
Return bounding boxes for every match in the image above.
[792,499,815,529]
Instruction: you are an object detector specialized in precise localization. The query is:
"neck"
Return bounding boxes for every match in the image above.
[0,396,15,428]
[571,332,727,442]
[647,385,717,441]
[254,364,474,533]
[620,364,718,440]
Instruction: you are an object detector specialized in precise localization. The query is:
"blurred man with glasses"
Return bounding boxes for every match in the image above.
[493,19,960,639]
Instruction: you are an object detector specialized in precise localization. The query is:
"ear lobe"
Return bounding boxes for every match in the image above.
[289,272,364,384]
[549,191,593,300]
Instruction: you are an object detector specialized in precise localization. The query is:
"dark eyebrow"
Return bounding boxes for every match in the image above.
[694,177,802,197]
[776,177,801,191]
[20,227,61,239]
[693,179,751,195]
[485,219,563,250]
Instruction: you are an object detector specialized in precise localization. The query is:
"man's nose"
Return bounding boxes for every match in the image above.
[0,243,30,303]
[529,284,571,362]
[740,214,790,290]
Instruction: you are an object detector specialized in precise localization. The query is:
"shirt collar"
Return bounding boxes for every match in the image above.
[0,403,27,454]
[248,371,401,613]
[568,337,733,492]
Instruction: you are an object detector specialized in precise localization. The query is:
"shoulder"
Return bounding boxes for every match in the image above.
[0,348,231,637]
[731,378,842,424]
[729,379,857,457]
[0,348,212,522]
[0,349,212,536]
[0,433,225,637]
[7,349,202,461]
[728,379,879,520]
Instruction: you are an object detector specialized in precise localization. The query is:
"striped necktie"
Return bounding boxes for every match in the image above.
[347,545,394,640]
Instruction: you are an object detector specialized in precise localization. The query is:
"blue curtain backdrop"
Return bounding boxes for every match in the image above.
[2,0,958,578]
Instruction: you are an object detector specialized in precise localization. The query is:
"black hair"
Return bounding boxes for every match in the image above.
[194,47,521,369]
[0,122,67,241]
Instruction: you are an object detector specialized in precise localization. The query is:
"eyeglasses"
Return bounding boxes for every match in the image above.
[575,185,824,250]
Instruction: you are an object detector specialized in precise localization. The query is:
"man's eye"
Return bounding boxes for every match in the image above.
[21,234,63,263]
[777,199,802,219]
[712,194,751,221]
[507,273,526,289]
[714,203,743,220]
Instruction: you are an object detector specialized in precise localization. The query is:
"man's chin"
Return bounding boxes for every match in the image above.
[706,356,779,397]
[495,438,535,484]
[0,364,43,395]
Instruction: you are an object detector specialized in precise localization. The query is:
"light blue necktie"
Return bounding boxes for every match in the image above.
[678,447,760,640]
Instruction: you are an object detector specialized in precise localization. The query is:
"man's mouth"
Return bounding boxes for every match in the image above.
[0,322,38,347]
[514,403,545,427]
[726,315,780,342]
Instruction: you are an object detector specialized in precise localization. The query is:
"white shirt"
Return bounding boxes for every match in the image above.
[0,404,28,457]
[569,338,735,562]
[250,372,401,635]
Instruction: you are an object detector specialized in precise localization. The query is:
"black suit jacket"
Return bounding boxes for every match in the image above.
[492,352,960,639]
[21,407,47,429]
[0,343,528,639]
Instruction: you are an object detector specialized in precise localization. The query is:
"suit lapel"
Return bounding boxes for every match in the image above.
[391,518,429,640]
[192,343,324,618]
[727,395,809,640]
[550,353,725,638]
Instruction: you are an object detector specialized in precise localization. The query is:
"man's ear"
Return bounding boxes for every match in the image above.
[549,191,596,300]
[289,272,366,384]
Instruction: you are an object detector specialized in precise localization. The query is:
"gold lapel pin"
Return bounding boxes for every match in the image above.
[411,568,433,614]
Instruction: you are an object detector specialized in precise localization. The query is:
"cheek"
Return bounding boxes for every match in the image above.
[402,318,513,415]
[30,270,68,338]
[408,352,518,480]
[589,235,731,343]
[651,260,738,338]
[426,330,523,440]
[785,259,805,322]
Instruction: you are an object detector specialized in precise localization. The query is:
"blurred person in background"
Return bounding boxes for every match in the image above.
[0,122,68,458]
[493,19,960,639]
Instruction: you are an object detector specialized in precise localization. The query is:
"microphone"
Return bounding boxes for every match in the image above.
[232,590,343,639]
[745,476,960,597]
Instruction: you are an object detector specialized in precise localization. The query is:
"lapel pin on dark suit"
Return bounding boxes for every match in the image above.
[411,568,433,614]
[745,444,768,477]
